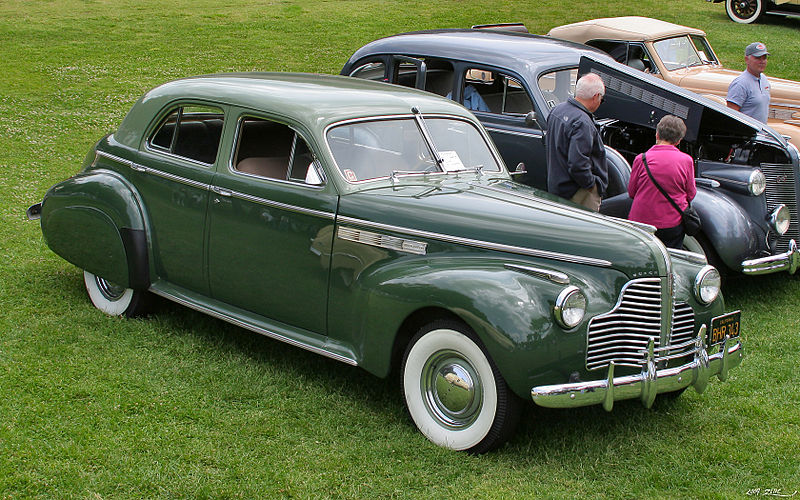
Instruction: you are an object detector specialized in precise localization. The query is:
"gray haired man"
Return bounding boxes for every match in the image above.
[546,73,609,211]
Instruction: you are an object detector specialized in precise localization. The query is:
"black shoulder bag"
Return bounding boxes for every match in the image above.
[642,153,701,236]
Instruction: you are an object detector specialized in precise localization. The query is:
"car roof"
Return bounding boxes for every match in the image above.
[343,29,610,76]
[547,17,706,44]
[115,72,473,148]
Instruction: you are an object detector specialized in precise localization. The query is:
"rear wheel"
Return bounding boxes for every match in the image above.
[726,0,765,23]
[83,270,147,317]
[401,320,521,453]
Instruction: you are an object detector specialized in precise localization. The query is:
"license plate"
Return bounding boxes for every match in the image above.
[708,310,741,346]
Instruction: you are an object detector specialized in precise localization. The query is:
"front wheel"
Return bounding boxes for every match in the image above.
[726,0,765,23]
[401,320,521,453]
[83,270,147,317]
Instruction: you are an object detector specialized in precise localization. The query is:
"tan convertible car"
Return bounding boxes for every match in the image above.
[548,17,800,147]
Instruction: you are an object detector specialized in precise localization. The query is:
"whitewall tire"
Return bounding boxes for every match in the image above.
[83,270,145,317]
[401,320,521,453]
[726,0,765,23]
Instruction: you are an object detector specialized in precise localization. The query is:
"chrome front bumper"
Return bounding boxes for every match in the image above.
[741,239,800,275]
[530,326,744,411]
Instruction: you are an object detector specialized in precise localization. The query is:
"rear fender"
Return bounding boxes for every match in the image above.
[40,170,149,289]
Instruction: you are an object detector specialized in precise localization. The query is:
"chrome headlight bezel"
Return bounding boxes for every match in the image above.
[748,169,766,196]
[694,265,721,305]
[554,286,586,329]
[769,204,790,235]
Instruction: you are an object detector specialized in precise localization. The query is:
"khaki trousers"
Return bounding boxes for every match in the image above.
[570,185,601,212]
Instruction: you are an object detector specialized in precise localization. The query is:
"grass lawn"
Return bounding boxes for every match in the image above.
[2,0,800,498]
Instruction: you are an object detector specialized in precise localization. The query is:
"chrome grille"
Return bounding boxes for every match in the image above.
[586,279,696,370]
[762,163,798,253]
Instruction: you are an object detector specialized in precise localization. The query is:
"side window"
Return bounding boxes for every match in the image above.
[537,68,578,109]
[690,35,718,64]
[349,61,387,82]
[586,40,628,64]
[463,68,533,115]
[148,105,224,164]
[390,57,454,97]
[233,117,320,185]
[627,44,658,73]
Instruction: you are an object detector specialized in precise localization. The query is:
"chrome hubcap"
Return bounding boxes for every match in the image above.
[422,350,482,428]
[95,276,126,301]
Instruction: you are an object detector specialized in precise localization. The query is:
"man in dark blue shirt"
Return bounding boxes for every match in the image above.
[546,73,608,211]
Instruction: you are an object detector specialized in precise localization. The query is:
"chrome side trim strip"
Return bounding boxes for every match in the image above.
[484,126,543,138]
[146,167,209,190]
[150,288,357,366]
[96,150,209,190]
[230,191,335,219]
[96,150,133,168]
[337,216,612,267]
[338,226,427,255]
[504,263,570,284]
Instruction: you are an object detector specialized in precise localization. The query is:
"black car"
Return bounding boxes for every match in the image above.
[341,28,800,276]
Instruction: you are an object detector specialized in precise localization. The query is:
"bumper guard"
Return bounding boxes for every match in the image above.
[741,239,800,275]
[530,325,744,411]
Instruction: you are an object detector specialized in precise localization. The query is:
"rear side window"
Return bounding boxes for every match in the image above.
[149,105,224,164]
[463,68,533,115]
[232,117,319,184]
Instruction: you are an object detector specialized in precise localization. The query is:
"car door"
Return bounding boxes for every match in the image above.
[135,103,226,294]
[206,112,337,335]
[460,66,548,190]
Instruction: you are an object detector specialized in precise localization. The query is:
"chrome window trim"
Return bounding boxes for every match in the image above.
[337,215,612,267]
[150,288,357,366]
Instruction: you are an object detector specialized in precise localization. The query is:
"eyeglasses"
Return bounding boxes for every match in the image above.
[597,93,605,103]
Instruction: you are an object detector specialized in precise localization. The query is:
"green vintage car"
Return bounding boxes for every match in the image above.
[29,73,743,453]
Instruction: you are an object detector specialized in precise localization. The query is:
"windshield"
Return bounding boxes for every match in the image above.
[653,36,707,71]
[326,117,501,182]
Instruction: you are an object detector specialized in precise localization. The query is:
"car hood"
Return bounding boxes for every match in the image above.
[672,66,800,104]
[335,177,668,278]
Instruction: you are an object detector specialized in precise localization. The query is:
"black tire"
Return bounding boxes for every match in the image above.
[726,0,765,23]
[400,319,521,453]
[83,270,147,317]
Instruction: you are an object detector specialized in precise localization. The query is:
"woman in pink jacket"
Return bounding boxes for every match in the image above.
[628,115,697,249]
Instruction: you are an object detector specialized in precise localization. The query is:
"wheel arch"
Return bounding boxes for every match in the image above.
[40,170,150,289]
[692,187,763,272]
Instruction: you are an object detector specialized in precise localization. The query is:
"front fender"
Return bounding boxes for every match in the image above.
[328,254,625,398]
[692,187,762,272]
[40,170,149,289]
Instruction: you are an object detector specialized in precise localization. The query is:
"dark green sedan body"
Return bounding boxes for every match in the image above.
[33,73,742,452]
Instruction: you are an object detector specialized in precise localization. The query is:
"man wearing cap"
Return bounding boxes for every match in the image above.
[726,42,771,123]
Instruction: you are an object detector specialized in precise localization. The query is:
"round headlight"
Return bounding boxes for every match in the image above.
[554,286,586,329]
[769,204,790,235]
[748,169,766,196]
[694,266,721,305]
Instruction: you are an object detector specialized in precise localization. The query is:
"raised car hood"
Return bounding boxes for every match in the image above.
[579,56,760,142]
[336,177,667,278]
[673,66,800,105]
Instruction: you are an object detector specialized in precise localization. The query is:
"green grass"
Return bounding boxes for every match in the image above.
[2,0,800,498]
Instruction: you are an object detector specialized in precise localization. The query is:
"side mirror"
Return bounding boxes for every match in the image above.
[509,162,527,176]
[525,111,540,128]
